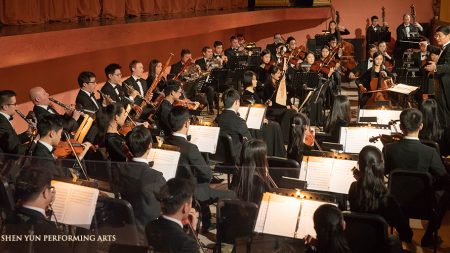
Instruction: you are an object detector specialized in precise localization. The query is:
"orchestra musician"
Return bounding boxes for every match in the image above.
[355,51,394,108]
[423,26,450,127]
[195,46,216,114]
[287,112,314,162]
[257,49,273,84]
[328,20,350,40]
[123,60,149,106]
[164,106,236,233]
[366,15,390,52]
[169,49,193,79]
[377,41,393,65]
[224,35,245,59]
[349,44,378,80]
[394,13,423,60]
[0,90,32,155]
[146,59,166,93]
[156,81,183,135]
[117,125,166,243]
[100,63,138,104]
[266,33,284,62]
[300,52,316,72]
[285,36,297,53]
[1,166,71,253]
[75,71,104,114]
[29,86,80,133]
[145,178,199,253]
[212,40,228,66]
[323,95,351,143]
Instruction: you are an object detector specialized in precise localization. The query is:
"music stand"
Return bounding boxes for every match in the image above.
[291,72,320,104]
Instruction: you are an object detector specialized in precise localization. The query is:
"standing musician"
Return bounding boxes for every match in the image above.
[328,20,350,39]
[29,86,80,133]
[356,51,394,108]
[101,63,139,104]
[75,71,103,113]
[195,46,216,114]
[1,166,71,253]
[123,60,149,106]
[366,15,390,52]
[0,90,32,155]
[394,13,423,60]
[423,25,450,127]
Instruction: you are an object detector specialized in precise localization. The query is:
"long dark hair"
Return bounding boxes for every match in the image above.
[420,99,443,141]
[236,139,270,202]
[148,59,161,79]
[325,95,351,132]
[313,204,350,253]
[96,102,126,144]
[355,145,387,212]
[287,113,310,158]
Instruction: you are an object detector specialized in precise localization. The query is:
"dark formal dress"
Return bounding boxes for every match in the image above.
[32,141,69,178]
[194,58,216,112]
[351,58,372,76]
[394,24,421,59]
[266,43,277,62]
[348,182,413,242]
[0,113,30,154]
[33,105,79,133]
[355,67,393,107]
[146,217,199,253]
[234,174,271,205]
[215,109,252,158]
[1,207,71,253]
[156,99,173,135]
[105,133,126,162]
[123,76,148,105]
[75,89,101,113]
[117,160,166,243]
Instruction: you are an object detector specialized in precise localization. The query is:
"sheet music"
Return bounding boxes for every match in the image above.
[304,156,333,192]
[188,125,220,154]
[299,156,309,181]
[359,109,401,125]
[147,149,180,180]
[296,200,337,238]
[388,83,419,94]
[340,127,391,153]
[238,106,250,120]
[329,159,357,194]
[246,106,266,129]
[254,192,270,233]
[255,193,301,237]
[51,180,99,229]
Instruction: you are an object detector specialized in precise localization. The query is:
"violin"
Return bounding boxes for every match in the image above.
[310,59,336,76]
[263,60,277,70]
[53,139,96,158]
[173,99,202,110]
[283,45,307,67]
[369,133,403,145]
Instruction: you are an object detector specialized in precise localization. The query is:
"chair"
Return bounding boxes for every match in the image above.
[420,139,441,157]
[208,133,238,187]
[95,196,139,246]
[215,199,258,253]
[267,156,301,188]
[388,170,439,253]
[343,211,402,253]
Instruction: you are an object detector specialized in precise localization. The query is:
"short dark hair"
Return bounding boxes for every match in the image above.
[371,15,379,21]
[230,36,237,42]
[436,25,450,35]
[168,106,190,132]
[37,114,63,137]
[15,165,53,205]
[157,178,194,215]
[268,64,281,75]
[126,125,152,157]
[129,60,142,72]
[202,46,212,53]
[260,49,271,58]
[400,108,423,133]
[77,71,96,88]
[0,90,16,107]
[222,88,240,109]
[286,36,295,44]
[367,44,377,51]
[213,41,223,48]
[105,63,121,78]
[242,71,256,88]
[180,49,191,58]
[164,80,181,97]
[328,36,337,42]
[237,34,244,38]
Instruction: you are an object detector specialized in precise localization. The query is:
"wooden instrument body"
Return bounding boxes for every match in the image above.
[365,77,391,106]
[54,139,84,158]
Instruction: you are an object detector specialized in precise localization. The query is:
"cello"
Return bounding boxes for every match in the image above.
[364,68,394,107]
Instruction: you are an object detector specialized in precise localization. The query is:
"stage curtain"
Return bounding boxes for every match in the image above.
[0,0,247,25]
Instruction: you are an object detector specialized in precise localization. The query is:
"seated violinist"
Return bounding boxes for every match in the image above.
[310,45,336,78]
[349,44,378,80]
[156,80,184,135]
[355,52,394,108]
[257,49,273,84]
[300,52,316,72]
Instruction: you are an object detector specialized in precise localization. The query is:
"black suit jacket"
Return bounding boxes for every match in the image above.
[164,135,213,201]
[0,113,29,154]
[123,76,148,105]
[75,89,100,113]
[428,44,450,122]
[169,61,183,77]
[117,161,166,237]
[215,110,251,155]
[100,82,127,103]
[33,105,79,133]
[2,207,71,253]
[224,47,238,59]
[146,217,199,253]
[383,139,449,189]
[396,24,420,41]
[32,142,68,178]
[195,58,208,71]
[156,99,173,135]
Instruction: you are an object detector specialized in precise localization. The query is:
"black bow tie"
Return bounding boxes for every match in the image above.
[369,59,373,63]
[8,115,13,121]
[90,93,96,98]
[187,135,191,141]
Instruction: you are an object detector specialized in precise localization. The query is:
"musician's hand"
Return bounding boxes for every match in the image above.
[182,209,199,230]
[102,94,114,106]
[352,167,361,180]
[78,142,93,160]
[380,71,387,78]
[72,109,81,121]
[304,234,317,247]
[263,118,269,124]
[328,67,335,77]
[358,85,367,93]
[130,90,140,99]
[348,72,356,80]
[142,122,150,128]
[267,100,272,106]
[193,101,200,110]
[81,142,93,150]
[238,46,245,52]
[338,26,346,32]
[290,105,298,111]
[424,61,436,72]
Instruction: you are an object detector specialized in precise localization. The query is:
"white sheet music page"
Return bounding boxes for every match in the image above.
[51,180,99,229]
[147,149,180,180]
[359,109,402,125]
[305,156,333,192]
[296,200,337,238]
[256,193,301,237]
[246,106,266,129]
[329,159,357,194]
[388,83,419,95]
[254,192,270,233]
[188,125,220,154]
[340,127,391,153]
[299,156,309,180]
[238,106,250,120]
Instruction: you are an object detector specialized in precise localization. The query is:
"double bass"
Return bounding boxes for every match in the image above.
[335,11,357,77]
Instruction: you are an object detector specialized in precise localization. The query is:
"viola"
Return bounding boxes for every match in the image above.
[310,59,336,76]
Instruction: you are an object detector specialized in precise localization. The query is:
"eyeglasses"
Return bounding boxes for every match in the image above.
[113,73,122,76]
[47,186,56,194]
[88,81,97,84]
[434,33,446,39]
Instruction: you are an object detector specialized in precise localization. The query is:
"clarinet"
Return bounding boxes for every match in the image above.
[49,97,86,116]
[15,109,37,132]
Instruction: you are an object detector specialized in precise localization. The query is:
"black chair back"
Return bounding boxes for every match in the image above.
[267,156,300,187]
[0,176,15,220]
[420,139,441,156]
[216,199,258,248]
[95,196,139,245]
[388,170,434,219]
[343,211,398,253]
[209,132,237,165]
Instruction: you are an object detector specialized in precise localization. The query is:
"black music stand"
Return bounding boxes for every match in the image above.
[305,75,331,126]
[291,72,320,104]
[227,55,249,70]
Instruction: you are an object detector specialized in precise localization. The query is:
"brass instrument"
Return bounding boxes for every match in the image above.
[174,58,195,81]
